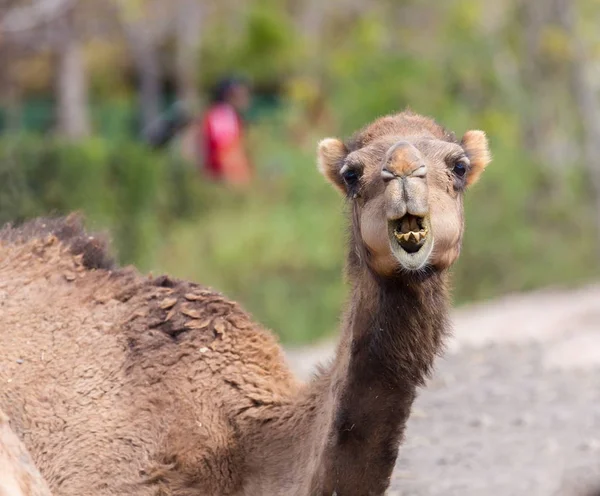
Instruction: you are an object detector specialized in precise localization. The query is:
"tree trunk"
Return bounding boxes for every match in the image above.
[126,29,162,133]
[0,48,22,132]
[55,10,91,139]
[0,409,52,496]
[175,0,203,108]
[517,0,574,171]
[563,2,600,254]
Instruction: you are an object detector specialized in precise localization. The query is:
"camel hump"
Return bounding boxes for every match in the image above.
[0,213,115,271]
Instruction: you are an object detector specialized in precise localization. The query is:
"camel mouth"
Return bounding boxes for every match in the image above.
[388,214,434,270]
[391,214,428,253]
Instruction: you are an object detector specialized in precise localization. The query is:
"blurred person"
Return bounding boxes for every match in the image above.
[198,77,253,186]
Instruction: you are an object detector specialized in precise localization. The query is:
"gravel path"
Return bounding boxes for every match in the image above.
[286,285,600,495]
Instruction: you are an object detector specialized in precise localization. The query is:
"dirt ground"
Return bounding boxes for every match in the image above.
[285,285,600,496]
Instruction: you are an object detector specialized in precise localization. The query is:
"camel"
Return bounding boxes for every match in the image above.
[0,111,491,496]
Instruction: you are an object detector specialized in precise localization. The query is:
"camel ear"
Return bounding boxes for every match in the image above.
[461,130,491,187]
[317,138,348,194]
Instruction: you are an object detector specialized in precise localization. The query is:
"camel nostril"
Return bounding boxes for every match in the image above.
[411,165,427,178]
[381,169,396,182]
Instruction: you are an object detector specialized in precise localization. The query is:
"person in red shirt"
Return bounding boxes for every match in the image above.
[199,77,253,186]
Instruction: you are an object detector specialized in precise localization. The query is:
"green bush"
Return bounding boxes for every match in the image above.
[0,137,174,268]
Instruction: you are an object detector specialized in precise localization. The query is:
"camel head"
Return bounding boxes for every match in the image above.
[318,112,491,275]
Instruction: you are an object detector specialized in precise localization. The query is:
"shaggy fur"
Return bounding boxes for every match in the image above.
[0,112,489,495]
[0,216,298,495]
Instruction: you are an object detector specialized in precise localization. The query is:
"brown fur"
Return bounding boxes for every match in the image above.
[0,218,297,495]
[0,112,489,495]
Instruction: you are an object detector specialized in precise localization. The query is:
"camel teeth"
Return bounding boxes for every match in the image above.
[394,231,408,242]
[394,230,428,243]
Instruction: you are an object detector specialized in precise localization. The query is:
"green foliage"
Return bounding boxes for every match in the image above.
[158,135,346,343]
[454,141,598,302]
[199,3,300,89]
[0,137,170,268]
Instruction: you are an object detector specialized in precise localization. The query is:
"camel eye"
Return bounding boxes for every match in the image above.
[453,159,468,178]
[342,168,360,187]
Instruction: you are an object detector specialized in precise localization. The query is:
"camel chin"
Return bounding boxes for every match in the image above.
[388,214,434,271]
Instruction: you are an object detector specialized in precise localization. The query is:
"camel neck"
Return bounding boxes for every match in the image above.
[312,266,450,495]
[241,266,450,495]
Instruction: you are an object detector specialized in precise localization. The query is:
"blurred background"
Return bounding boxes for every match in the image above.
[1,0,600,345]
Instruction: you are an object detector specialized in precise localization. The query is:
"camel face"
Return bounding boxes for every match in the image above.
[318,112,491,274]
